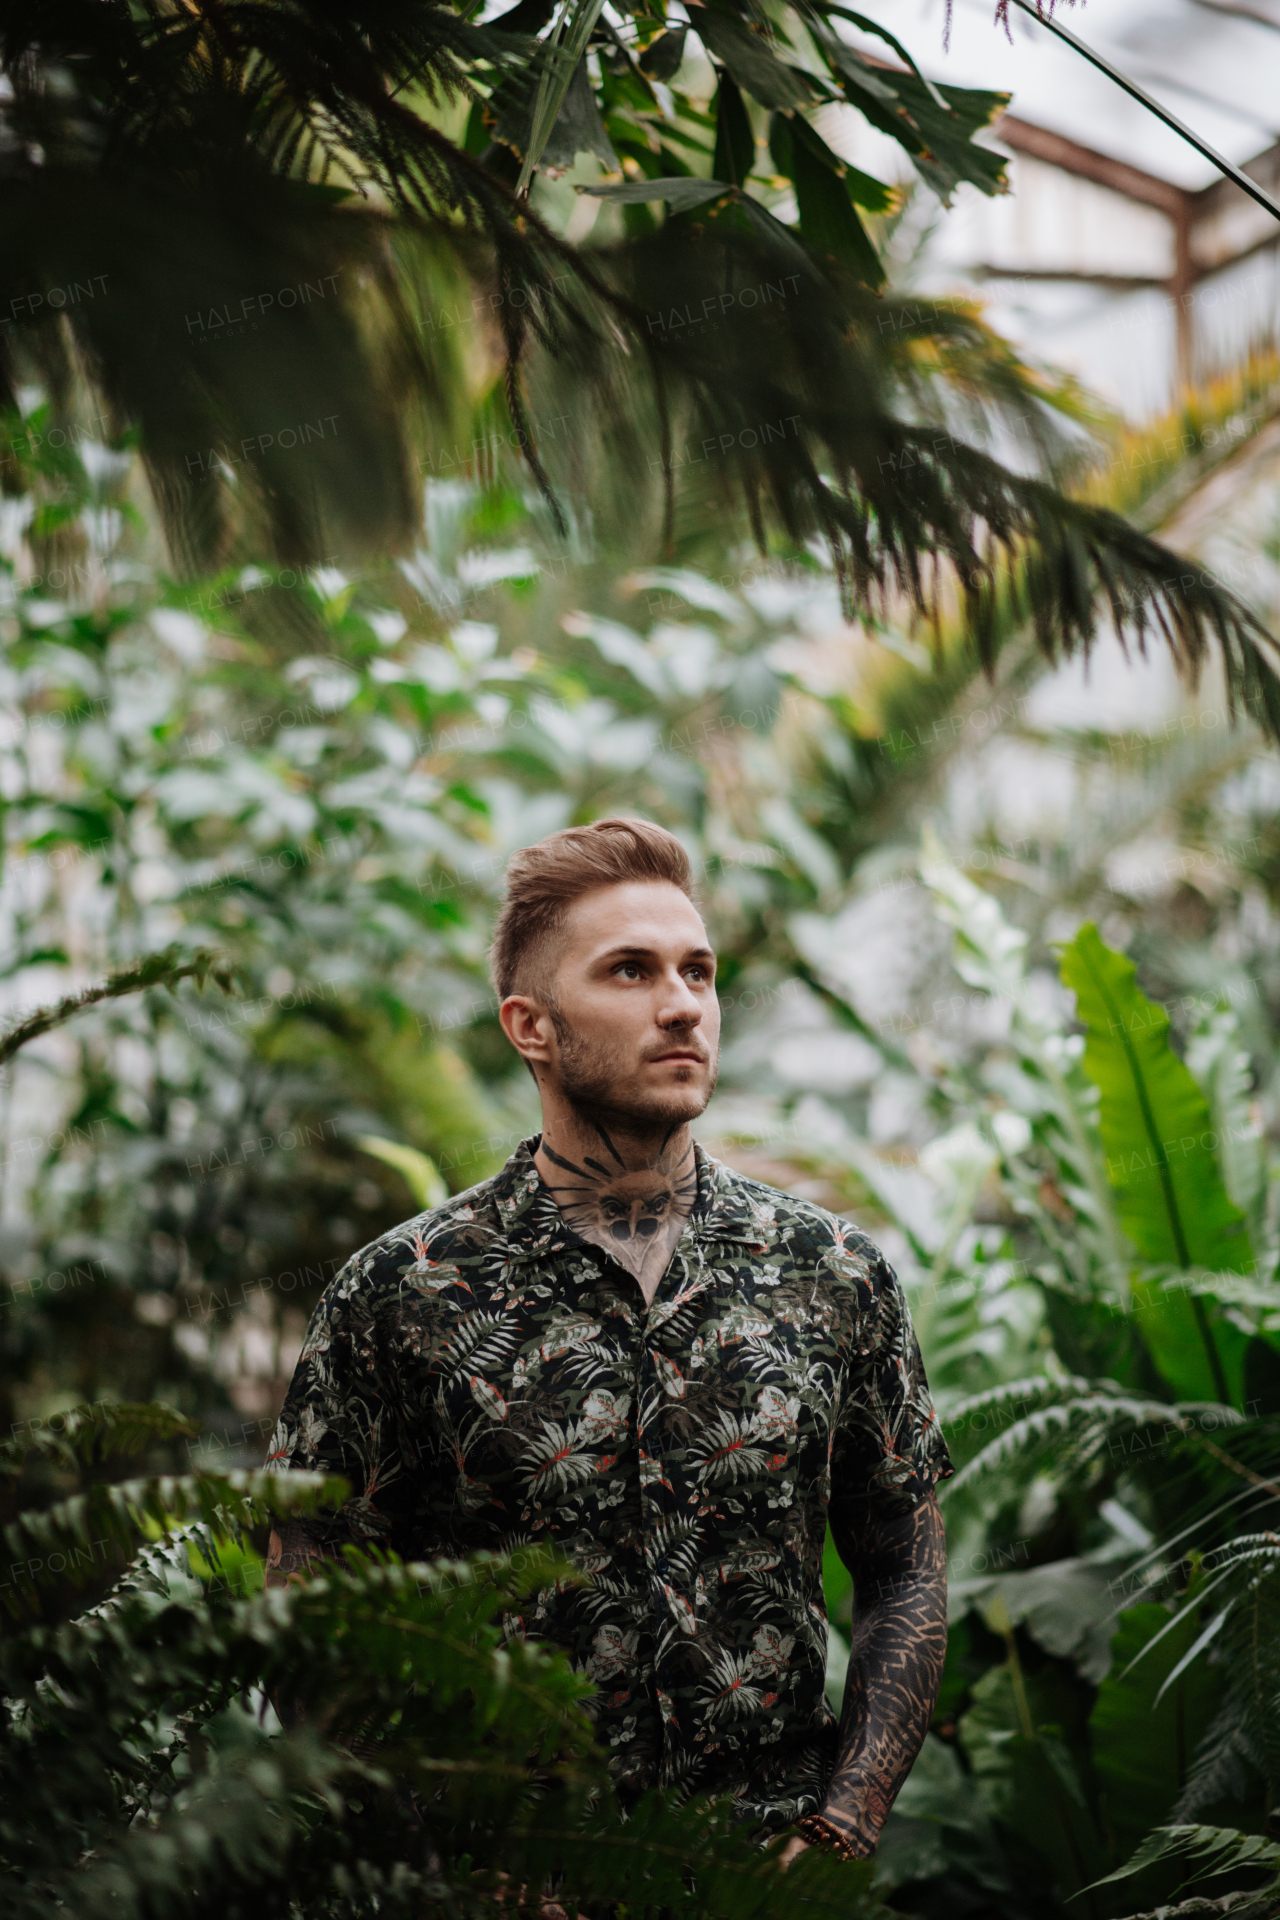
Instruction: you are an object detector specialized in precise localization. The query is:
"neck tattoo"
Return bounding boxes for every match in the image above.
[537,1122,698,1306]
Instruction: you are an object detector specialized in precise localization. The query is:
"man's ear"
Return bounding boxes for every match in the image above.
[499,993,556,1072]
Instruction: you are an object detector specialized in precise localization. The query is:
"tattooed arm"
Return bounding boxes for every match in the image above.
[797,1492,948,1860]
[264,1521,341,1731]
[264,1517,333,1591]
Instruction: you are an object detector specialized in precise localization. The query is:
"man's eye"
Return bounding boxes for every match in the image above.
[617,963,642,979]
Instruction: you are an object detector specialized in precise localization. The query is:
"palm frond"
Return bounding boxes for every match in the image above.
[0,3,1276,730]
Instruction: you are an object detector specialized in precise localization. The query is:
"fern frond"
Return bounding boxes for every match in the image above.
[943,1378,1206,1496]
[1175,1697,1264,1822]
[0,1468,347,1618]
[0,1400,198,1477]
[1089,1822,1280,1897]
[0,1545,891,1919]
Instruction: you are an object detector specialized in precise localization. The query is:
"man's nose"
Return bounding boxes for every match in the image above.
[657,973,703,1028]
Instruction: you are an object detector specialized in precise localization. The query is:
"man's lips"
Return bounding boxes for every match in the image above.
[648,1049,707,1065]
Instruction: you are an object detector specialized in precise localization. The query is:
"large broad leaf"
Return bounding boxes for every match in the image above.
[877,72,1010,204]
[1089,1605,1219,1862]
[806,11,1009,202]
[959,1659,1106,1900]
[957,1555,1122,1684]
[876,1733,1014,1900]
[1186,1008,1269,1248]
[1059,925,1252,1404]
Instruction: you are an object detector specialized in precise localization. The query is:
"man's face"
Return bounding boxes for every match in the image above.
[538,880,720,1129]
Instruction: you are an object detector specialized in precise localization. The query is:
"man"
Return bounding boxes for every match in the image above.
[265,816,951,1863]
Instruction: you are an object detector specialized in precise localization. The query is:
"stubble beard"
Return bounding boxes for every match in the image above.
[551,1011,718,1136]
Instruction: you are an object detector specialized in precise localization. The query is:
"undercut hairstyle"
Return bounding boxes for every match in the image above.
[490,817,695,1004]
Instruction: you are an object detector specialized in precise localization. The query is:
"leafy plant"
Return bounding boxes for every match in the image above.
[1,356,1279,1917]
[1059,926,1250,1404]
[1091,1824,1280,1920]
[804,843,1280,1917]
[0,947,236,1070]
[0,1402,885,1919]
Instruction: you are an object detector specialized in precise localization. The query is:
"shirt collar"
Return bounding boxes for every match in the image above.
[488,1135,774,1264]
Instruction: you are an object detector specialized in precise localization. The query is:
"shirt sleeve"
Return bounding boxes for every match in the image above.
[829,1248,952,1522]
[264,1258,415,1555]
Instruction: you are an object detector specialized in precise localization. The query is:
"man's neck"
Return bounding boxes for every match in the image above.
[533,1111,698,1307]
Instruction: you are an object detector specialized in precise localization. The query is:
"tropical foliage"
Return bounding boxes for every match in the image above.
[2,1,1278,719]
[1,1404,883,1918]
[0,345,1278,1917]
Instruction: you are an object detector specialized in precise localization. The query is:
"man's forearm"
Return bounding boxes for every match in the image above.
[806,1492,948,1857]
[264,1519,337,1731]
[264,1517,332,1590]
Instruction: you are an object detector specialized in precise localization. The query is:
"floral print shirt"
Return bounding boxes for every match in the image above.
[266,1138,951,1829]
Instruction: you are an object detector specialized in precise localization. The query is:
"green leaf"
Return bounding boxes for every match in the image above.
[776,113,885,285]
[638,26,687,80]
[958,1660,1106,1899]
[0,1400,198,1477]
[515,0,609,191]
[877,1729,1013,1895]
[692,3,819,111]
[787,115,894,212]
[963,1553,1128,1684]
[1086,1822,1280,1894]
[807,20,1010,205]
[713,69,755,188]
[1090,1606,1220,1860]
[579,176,731,210]
[358,1134,449,1209]
[1186,1008,1268,1249]
[1059,924,1252,1403]
[819,6,952,109]
[872,73,1010,204]
[0,1469,348,1615]
[538,59,619,172]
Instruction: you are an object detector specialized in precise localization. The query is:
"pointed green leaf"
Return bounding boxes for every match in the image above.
[1186,1007,1268,1246]
[1059,926,1252,1274]
[1059,924,1251,1402]
[781,115,885,285]
[358,1135,449,1209]
[713,69,755,188]
[638,26,687,80]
